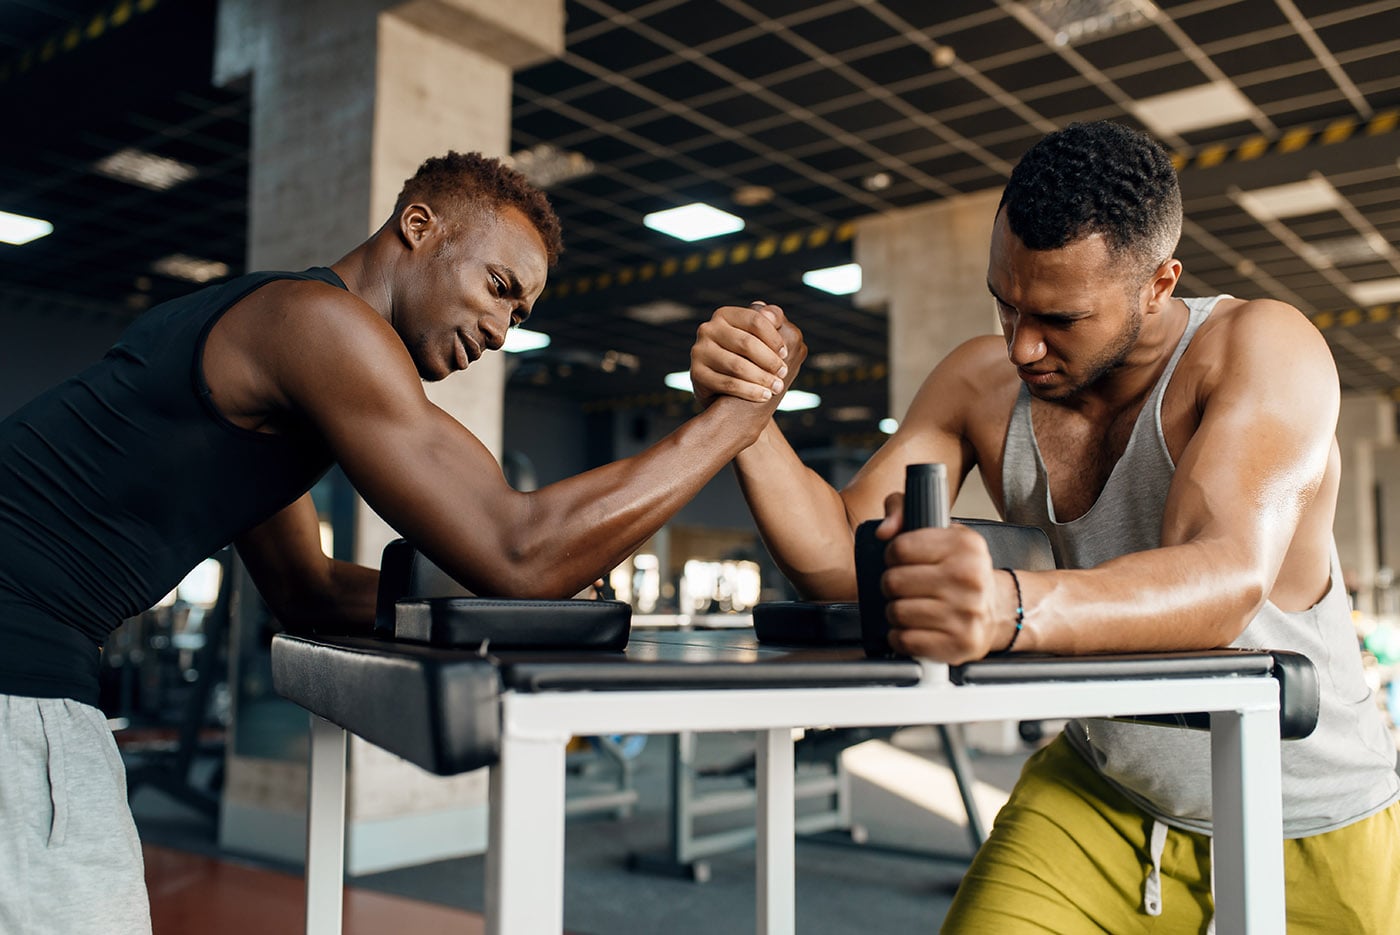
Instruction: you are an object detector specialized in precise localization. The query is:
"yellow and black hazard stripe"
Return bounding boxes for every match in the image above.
[1171,110,1399,172]
[1309,303,1400,401]
[543,220,855,303]
[0,0,159,85]
[1310,303,1397,332]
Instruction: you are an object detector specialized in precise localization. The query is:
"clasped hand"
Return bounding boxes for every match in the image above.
[690,301,806,405]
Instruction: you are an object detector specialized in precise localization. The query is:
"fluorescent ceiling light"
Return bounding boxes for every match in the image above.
[1025,0,1155,46]
[778,390,821,412]
[151,254,230,283]
[1234,177,1343,222]
[624,300,693,325]
[94,148,197,191]
[802,263,862,295]
[808,351,866,371]
[503,328,551,353]
[1307,236,1384,266]
[665,371,821,412]
[0,209,53,245]
[509,143,594,189]
[1348,278,1400,306]
[1130,81,1255,136]
[879,418,899,434]
[643,203,744,242]
[829,405,874,422]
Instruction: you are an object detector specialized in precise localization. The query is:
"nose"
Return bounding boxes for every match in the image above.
[1006,320,1046,367]
[481,317,507,352]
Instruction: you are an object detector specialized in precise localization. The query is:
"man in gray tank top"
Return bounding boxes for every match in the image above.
[689,121,1399,931]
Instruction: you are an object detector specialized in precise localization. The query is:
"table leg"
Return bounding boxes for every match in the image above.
[756,728,795,935]
[305,715,347,935]
[1210,705,1286,934]
[486,730,567,935]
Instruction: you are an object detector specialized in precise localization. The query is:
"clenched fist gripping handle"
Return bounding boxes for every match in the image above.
[857,462,949,659]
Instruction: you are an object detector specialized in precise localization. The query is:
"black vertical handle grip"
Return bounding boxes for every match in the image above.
[904,463,949,530]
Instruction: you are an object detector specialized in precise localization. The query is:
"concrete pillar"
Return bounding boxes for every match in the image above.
[1335,393,1397,613]
[214,0,562,872]
[855,189,1003,519]
[1375,442,1400,617]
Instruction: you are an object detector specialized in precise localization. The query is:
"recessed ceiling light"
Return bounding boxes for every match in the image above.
[930,45,956,67]
[1234,177,1343,222]
[1348,278,1400,306]
[862,172,892,192]
[0,209,53,245]
[151,254,229,283]
[879,418,899,434]
[624,300,693,325]
[664,371,821,412]
[802,263,861,295]
[503,328,551,353]
[1131,81,1255,136]
[643,203,745,242]
[94,148,197,191]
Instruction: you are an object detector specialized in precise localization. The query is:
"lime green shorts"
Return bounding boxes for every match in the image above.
[942,734,1400,934]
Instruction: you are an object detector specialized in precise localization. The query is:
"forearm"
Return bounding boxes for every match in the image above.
[467,396,780,598]
[269,559,379,635]
[733,421,861,599]
[1014,540,1267,654]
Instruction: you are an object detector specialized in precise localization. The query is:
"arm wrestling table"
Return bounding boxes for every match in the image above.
[272,627,1307,935]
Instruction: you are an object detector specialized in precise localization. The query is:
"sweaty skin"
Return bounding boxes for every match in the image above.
[203,201,805,634]
[689,208,1339,664]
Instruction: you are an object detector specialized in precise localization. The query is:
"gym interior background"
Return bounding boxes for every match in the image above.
[2,1,1399,932]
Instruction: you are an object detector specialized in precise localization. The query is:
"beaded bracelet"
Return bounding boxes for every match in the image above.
[1000,567,1025,653]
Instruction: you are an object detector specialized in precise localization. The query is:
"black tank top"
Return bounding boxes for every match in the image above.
[0,268,344,704]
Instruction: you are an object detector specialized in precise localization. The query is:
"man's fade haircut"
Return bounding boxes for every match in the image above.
[393,151,564,267]
[999,121,1181,281]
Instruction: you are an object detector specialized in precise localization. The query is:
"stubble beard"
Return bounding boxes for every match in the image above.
[1035,303,1144,402]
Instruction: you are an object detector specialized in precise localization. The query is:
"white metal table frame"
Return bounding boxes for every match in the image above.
[302,669,1284,935]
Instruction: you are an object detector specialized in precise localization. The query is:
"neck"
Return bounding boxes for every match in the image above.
[329,232,397,323]
[1066,297,1189,415]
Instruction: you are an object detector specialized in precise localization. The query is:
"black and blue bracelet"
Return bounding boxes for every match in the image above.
[1000,567,1025,653]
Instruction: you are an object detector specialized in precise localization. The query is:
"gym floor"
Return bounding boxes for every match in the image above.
[130,727,1034,934]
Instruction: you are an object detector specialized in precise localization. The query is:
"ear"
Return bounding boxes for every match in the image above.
[1144,258,1181,313]
[396,202,437,251]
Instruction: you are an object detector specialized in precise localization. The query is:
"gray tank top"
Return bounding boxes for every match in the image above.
[1002,295,1399,837]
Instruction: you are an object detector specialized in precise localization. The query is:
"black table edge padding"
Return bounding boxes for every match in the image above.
[270,634,502,775]
[952,649,1320,740]
[1267,650,1320,740]
[857,517,1056,658]
[374,538,418,636]
[500,655,924,693]
[394,597,632,650]
[753,601,862,645]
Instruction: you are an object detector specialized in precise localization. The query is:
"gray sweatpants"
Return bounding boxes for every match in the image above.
[0,694,152,935]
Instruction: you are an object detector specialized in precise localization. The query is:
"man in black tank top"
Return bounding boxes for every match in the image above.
[690,122,1399,931]
[0,151,807,934]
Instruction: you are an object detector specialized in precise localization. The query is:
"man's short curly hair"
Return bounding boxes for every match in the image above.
[393,151,563,266]
[999,121,1181,280]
